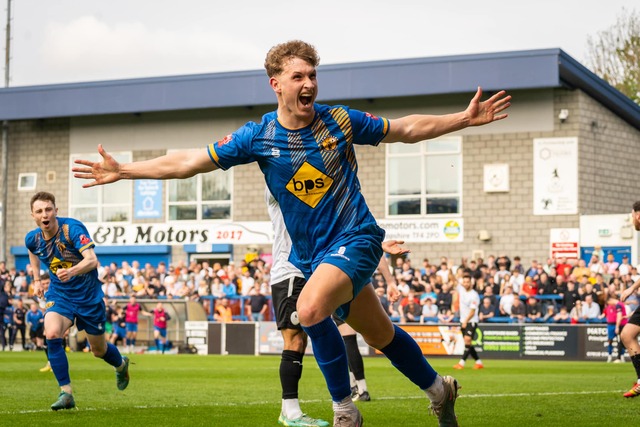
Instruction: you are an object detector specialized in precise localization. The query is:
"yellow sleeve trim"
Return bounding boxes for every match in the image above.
[207,143,225,169]
[79,242,95,253]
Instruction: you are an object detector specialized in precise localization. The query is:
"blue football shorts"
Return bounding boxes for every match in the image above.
[307,224,384,321]
[115,325,127,338]
[44,291,106,336]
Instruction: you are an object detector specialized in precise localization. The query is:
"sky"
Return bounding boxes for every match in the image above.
[1,0,638,87]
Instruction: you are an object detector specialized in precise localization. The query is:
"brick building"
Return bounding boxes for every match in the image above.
[0,48,639,270]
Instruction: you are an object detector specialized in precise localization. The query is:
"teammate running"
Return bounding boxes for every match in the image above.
[26,191,130,410]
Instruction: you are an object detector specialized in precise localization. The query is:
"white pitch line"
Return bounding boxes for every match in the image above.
[0,389,625,415]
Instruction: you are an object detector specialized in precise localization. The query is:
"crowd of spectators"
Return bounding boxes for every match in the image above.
[2,249,640,334]
[0,255,273,328]
[371,251,640,324]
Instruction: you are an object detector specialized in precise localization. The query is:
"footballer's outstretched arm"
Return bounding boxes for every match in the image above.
[382,87,511,144]
[73,144,217,188]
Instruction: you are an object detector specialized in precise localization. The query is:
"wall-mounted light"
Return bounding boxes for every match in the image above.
[621,225,634,239]
[558,109,569,123]
[477,230,491,242]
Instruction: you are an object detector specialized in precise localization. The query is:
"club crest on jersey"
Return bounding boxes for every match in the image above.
[80,234,91,245]
[217,134,233,147]
[286,161,334,208]
[45,301,55,309]
[320,135,338,151]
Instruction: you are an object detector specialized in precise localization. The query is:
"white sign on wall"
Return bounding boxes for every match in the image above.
[377,218,464,243]
[86,219,465,246]
[549,228,580,259]
[484,163,510,192]
[86,221,274,246]
[533,137,578,215]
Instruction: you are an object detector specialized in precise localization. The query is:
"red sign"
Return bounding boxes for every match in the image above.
[551,242,579,259]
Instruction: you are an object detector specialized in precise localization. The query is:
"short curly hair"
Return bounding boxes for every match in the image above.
[264,40,320,77]
[30,191,56,211]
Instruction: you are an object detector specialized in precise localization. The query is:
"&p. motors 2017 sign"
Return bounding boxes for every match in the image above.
[87,222,274,245]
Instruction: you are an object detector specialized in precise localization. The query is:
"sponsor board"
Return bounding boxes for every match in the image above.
[377,219,464,243]
[86,221,274,245]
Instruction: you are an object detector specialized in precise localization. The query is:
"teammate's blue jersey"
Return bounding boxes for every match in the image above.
[208,103,389,271]
[25,217,103,304]
[26,309,44,329]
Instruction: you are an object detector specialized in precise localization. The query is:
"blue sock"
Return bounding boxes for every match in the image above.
[126,338,130,346]
[132,339,136,346]
[380,324,438,389]
[302,317,350,402]
[155,339,160,349]
[101,342,123,368]
[47,338,70,387]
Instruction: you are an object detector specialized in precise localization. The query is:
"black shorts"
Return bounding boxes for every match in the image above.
[332,313,345,327]
[462,322,478,338]
[30,325,44,339]
[271,276,306,330]
[628,307,640,326]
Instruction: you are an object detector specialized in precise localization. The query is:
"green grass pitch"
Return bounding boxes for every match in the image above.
[0,352,637,426]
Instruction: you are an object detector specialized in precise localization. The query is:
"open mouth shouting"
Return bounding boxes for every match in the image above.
[299,93,313,109]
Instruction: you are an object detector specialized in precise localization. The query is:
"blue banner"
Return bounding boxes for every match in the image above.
[134,179,163,219]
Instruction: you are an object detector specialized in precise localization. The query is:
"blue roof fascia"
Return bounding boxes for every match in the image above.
[557,50,640,129]
[318,49,562,100]
[0,49,564,121]
[0,48,638,132]
[0,69,275,121]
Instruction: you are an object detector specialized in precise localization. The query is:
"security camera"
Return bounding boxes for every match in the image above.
[558,109,569,122]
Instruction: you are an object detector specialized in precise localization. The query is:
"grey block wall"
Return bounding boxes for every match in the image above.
[4,119,71,260]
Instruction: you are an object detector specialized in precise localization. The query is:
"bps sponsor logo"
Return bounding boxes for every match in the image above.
[286,161,333,208]
[50,257,73,274]
[80,234,91,245]
[365,112,380,120]
[443,220,461,240]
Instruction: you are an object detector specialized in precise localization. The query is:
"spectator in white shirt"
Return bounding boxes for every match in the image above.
[499,286,516,316]
[618,255,632,276]
[508,270,525,294]
[580,294,601,323]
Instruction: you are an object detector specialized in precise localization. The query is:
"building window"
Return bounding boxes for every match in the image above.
[386,136,462,217]
[17,173,37,191]
[167,158,232,221]
[69,152,132,223]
